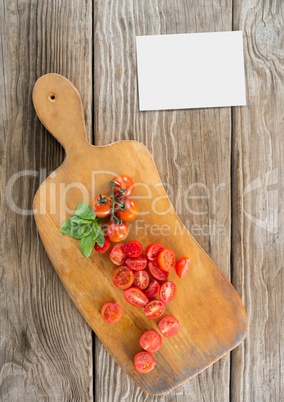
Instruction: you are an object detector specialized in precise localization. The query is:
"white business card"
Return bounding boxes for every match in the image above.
[136,31,246,111]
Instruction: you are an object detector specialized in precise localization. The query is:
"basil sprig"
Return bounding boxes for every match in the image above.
[59,203,105,258]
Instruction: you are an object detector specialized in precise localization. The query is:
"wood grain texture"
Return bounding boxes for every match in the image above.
[32,73,246,395]
[231,1,284,402]
[0,1,93,401]
[2,0,282,400]
[93,0,234,400]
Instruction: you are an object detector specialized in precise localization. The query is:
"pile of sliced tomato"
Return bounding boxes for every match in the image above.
[104,239,191,373]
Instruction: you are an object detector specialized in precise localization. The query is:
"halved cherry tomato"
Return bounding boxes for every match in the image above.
[112,174,134,197]
[117,199,139,222]
[94,236,111,253]
[160,281,177,304]
[101,302,122,323]
[148,260,169,281]
[123,240,143,258]
[145,243,164,261]
[91,194,111,218]
[134,351,156,373]
[124,287,148,307]
[158,315,180,337]
[144,300,165,319]
[144,278,161,298]
[109,243,126,266]
[106,221,129,242]
[133,270,149,290]
[157,248,176,272]
[112,266,134,290]
[125,255,147,271]
[139,330,162,353]
[175,257,191,278]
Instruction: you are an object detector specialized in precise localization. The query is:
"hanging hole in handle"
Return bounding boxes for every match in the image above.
[48,92,56,102]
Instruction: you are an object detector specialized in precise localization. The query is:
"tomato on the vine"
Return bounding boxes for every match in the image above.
[117,198,139,222]
[112,266,134,290]
[134,351,156,373]
[124,287,148,307]
[144,300,165,319]
[109,243,126,265]
[94,236,111,253]
[175,257,191,278]
[139,330,162,353]
[91,194,111,218]
[106,221,129,242]
[160,281,177,303]
[157,248,176,272]
[112,174,134,197]
[101,302,122,323]
[158,315,180,337]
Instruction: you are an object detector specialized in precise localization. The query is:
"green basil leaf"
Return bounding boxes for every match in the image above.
[92,223,105,247]
[74,223,92,239]
[59,216,92,239]
[75,203,96,221]
[70,215,85,224]
[59,217,76,237]
[79,233,96,258]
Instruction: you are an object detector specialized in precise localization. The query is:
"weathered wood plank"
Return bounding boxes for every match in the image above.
[0,1,93,401]
[93,0,233,400]
[231,1,284,401]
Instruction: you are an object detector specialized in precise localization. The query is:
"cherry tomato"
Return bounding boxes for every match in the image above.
[94,236,111,253]
[175,257,191,278]
[117,199,139,222]
[144,300,166,319]
[157,248,176,272]
[109,243,126,266]
[134,351,156,373]
[160,281,177,304]
[112,174,134,197]
[144,278,161,298]
[133,270,149,290]
[145,243,164,261]
[91,194,111,218]
[158,315,180,337]
[148,260,169,281]
[123,240,143,258]
[124,287,148,307]
[106,221,129,242]
[139,330,162,353]
[112,266,134,290]
[125,255,147,271]
[101,302,122,323]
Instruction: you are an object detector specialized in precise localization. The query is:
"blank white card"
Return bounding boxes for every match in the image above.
[136,31,246,111]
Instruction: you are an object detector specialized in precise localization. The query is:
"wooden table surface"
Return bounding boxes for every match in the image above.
[1,1,283,401]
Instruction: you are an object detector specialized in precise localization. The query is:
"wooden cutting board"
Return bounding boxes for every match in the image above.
[32,73,248,395]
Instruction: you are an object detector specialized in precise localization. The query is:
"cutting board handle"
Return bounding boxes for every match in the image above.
[32,73,90,155]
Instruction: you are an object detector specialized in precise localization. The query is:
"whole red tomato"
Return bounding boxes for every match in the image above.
[116,198,139,221]
[106,221,129,242]
[91,194,111,218]
[94,236,111,253]
[112,174,134,197]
